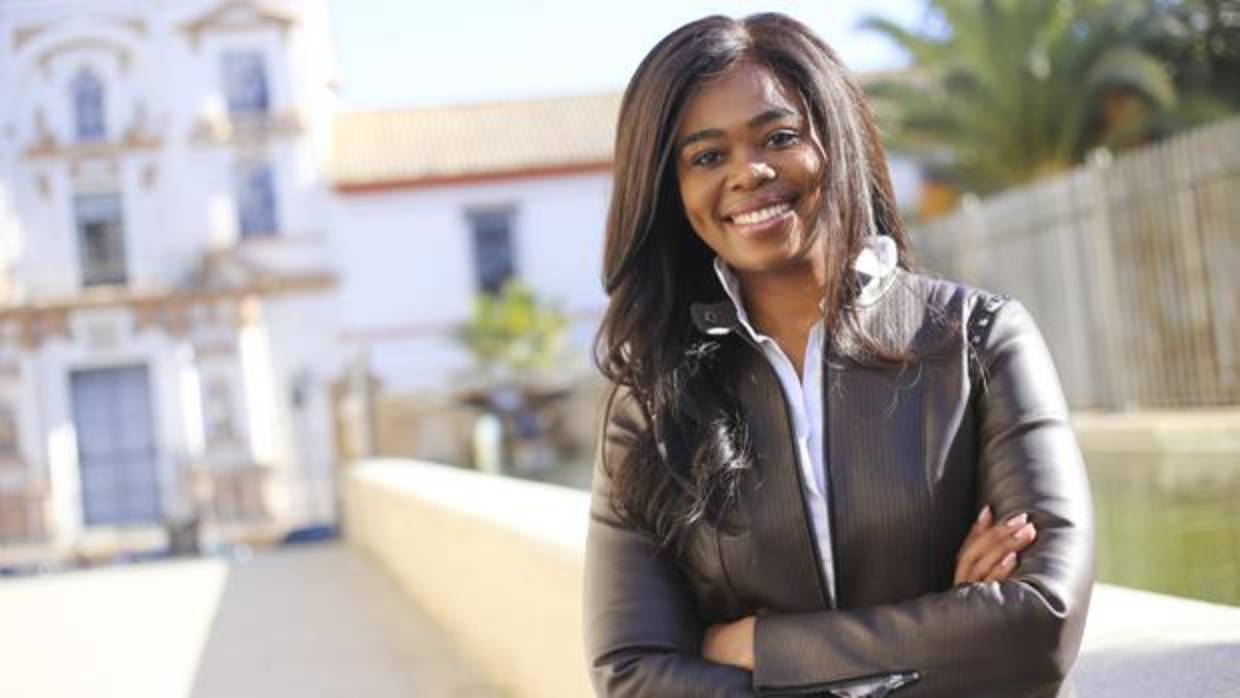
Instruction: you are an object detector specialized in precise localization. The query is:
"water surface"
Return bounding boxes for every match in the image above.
[1088,453,1240,606]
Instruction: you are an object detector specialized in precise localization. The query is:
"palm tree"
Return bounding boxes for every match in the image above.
[1137,0,1240,130]
[863,0,1178,196]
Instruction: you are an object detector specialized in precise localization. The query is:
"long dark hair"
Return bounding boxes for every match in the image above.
[596,13,911,551]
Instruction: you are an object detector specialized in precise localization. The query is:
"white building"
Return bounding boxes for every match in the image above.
[0,0,341,564]
[329,94,618,392]
[0,1,925,565]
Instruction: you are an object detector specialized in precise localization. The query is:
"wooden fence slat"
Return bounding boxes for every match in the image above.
[914,116,1240,409]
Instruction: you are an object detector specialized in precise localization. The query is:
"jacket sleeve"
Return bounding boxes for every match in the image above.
[583,388,756,697]
[751,299,1096,697]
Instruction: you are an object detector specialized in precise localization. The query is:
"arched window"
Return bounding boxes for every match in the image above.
[71,68,106,142]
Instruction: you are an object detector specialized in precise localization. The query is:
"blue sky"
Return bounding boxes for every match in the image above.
[327,0,925,111]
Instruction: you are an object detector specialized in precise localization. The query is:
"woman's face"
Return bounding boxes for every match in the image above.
[674,61,825,276]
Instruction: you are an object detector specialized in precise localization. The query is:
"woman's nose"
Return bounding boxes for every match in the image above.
[730,159,777,190]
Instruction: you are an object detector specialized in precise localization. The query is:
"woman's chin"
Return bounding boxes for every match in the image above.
[721,235,815,275]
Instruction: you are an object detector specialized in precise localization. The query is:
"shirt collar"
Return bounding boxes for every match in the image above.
[711,234,900,332]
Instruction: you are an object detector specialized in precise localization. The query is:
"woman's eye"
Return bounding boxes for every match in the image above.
[690,150,722,168]
[767,130,799,147]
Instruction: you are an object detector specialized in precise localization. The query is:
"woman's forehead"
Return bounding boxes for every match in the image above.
[678,62,804,133]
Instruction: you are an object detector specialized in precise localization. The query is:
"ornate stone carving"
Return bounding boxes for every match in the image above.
[36,38,132,74]
[12,24,50,52]
[13,310,71,350]
[180,1,297,50]
[188,109,303,146]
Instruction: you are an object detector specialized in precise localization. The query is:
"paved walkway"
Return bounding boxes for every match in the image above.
[3,540,1239,697]
[0,543,497,698]
[1077,583,1240,697]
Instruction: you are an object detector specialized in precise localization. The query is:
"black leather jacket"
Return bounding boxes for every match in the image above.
[584,270,1095,697]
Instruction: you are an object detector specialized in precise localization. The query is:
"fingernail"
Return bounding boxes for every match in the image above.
[1005,513,1028,528]
[1014,523,1036,541]
[977,506,992,524]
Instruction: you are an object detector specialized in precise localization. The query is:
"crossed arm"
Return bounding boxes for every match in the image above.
[700,504,1040,671]
[583,300,1094,697]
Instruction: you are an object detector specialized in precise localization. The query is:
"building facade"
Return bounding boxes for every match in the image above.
[0,0,341,565]
[329,94,618,393]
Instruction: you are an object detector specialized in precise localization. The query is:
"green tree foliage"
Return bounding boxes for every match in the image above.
[1137,0,1240,129]
[455,280,568,379]
[863,0,1183,194]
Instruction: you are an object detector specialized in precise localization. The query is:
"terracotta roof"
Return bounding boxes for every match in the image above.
[331,92,622,189]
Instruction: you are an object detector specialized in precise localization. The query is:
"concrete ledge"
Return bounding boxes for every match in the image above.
[1073,408,1240,456]
[343,459,590,698]
[343,458,1240,698]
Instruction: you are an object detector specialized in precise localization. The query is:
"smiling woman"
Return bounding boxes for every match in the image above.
[675,62,823,277]
[585,12,1095,698]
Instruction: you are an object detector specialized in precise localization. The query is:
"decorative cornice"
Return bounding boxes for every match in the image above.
[189,110,304,146]
[179,1,297,49]
[13,309,71,351]
[133,297,193,337]
[26,107,162,160]
[11,25,50,52]
[12,18,145,55]
[36,37,132,73]
[0,271,336,325]
[0,270,335,350]
[25,135,162,161]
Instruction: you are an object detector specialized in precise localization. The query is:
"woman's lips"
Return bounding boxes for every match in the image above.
[723,199,796,237]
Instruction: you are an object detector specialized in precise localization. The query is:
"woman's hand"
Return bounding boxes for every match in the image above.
[954,506,1038,585]
[702,616,756,671]
[700,508,1034,671]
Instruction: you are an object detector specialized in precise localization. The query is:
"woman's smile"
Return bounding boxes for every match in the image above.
[722,195,799,237]
[674,61,825,275]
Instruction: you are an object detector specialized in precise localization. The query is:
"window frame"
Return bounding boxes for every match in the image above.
[234,159,279,239]
[220,49,271,117]
[467,207,518,295]
[73,192,128,287]
[71,67,107,142]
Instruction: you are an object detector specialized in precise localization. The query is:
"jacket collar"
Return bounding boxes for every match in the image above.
[691,235,900,337]
[690,300,741,336]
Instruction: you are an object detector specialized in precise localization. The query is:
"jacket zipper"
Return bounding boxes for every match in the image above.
[760,670,922,696]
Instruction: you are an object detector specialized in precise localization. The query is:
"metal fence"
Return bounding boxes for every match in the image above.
[915,116,1240,410]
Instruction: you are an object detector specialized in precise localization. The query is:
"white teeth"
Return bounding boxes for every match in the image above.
[732,202,792,225]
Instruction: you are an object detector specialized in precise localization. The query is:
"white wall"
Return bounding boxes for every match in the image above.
[332,171,611,391]
[253,291,343,523]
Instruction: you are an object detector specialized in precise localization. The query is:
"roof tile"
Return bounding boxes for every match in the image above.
[331,92,622,187]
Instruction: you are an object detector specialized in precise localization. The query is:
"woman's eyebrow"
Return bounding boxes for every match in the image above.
[749,107,798,128]
[677,128,724,153]
[676,108,799,153]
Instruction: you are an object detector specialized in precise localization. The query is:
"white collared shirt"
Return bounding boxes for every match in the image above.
[712,235,899,600]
